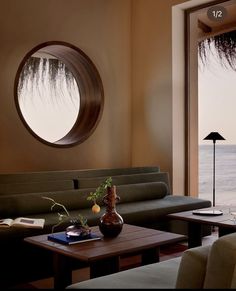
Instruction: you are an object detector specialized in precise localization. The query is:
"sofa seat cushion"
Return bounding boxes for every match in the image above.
[157,195,212,213]
[67,257,181,289]
[0,226,47,243]
[0,194,211,243]
[0,211,68,243]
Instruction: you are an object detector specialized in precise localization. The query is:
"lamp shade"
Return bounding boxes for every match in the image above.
[203,132,225,142]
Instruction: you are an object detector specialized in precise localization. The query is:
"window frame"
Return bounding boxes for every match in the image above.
[185,0,232,196]
[14,41,104,148]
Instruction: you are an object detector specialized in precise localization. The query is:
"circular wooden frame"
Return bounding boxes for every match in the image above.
[14,41,104,147]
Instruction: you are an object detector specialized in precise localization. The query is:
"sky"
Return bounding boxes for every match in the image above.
[198,45,236,145]
[18,58,80,143]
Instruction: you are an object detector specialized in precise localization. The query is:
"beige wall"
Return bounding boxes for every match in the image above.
[131,0,214,194]
[0,0,132,173]
[0,0,202,195]
[131,0,187,191]
[132,0,174,171]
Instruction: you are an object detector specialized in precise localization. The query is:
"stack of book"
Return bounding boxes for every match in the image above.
[48,232,101,245]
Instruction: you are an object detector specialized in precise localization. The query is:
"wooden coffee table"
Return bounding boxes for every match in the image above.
[167,206,236,248]
[24,224,185,289]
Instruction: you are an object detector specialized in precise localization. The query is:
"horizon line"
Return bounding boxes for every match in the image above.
[199,143,236,145]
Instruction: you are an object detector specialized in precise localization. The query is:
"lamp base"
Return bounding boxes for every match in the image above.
[192,210,223,216]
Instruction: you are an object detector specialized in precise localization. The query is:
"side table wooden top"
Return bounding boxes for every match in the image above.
[167,206,236,229]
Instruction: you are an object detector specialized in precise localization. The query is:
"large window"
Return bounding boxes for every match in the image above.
[186,0,236,198]
[199,29,236,204]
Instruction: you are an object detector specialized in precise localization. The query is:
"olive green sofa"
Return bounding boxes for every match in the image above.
[0,166,211,287]
[67,232,236,289]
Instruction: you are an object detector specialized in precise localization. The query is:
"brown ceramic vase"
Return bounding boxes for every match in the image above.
[99,185,124,237]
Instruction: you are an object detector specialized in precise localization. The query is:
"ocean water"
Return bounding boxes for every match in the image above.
[199,144,236,205]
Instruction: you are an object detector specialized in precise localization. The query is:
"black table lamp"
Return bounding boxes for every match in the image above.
[203,132,225,208]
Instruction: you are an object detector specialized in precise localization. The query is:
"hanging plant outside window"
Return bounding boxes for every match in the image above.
[199,30,236,71]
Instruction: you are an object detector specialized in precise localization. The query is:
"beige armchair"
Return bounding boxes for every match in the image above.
[67,232,236,289]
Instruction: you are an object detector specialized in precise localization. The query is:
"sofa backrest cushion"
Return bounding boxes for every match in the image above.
[76,166,160,178]
[0,181,168,218]
[0,189,92,217]
[0,180,75,195]
[0,171,81,184]
[116,182,168,203]
[0,166,160,184]
[78,172,170,194]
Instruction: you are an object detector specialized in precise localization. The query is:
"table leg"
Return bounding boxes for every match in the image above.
[141,247,160,265]
[53,253,72,289]
[188,222,202,248]
[90,256,120,278]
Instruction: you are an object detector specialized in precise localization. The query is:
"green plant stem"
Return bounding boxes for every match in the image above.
[42,196,70,217]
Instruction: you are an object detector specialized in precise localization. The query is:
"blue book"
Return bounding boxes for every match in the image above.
[48,232,101,245]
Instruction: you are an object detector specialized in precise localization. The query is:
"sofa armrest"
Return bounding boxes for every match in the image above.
[175,245,210,289]
[204,232,236,289]
[230,265,236,289]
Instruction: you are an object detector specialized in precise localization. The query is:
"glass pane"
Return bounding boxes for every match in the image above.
[17,53,80,143]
